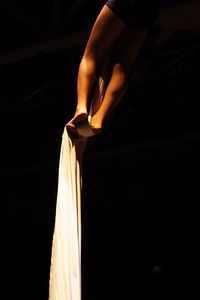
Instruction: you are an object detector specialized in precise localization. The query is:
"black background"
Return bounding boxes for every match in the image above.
[0,1,197,299]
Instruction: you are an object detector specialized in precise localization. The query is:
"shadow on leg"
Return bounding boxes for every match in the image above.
[90,27,149,132]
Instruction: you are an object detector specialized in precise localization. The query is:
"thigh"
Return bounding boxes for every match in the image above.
[84,5,125,59]
[111,27,149,73]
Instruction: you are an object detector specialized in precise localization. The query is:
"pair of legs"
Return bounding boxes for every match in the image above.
[67,5,149,136]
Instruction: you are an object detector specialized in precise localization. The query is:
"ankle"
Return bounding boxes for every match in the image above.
[90,115,103,129]
[76,106,87,114]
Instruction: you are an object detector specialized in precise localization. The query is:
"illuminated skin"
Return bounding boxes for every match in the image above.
[67,5,148,136]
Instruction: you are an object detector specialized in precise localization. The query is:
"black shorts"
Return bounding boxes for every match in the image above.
[105,0,159,30]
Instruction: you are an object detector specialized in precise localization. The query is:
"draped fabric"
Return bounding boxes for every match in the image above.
[48,55,109,300]
[48,130,87,300]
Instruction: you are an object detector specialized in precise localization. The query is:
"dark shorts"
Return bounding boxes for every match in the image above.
[105,0,159,30]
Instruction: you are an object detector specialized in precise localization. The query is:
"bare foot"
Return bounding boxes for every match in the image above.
[67,110,88,127]
[77,119,95,137]
[66,110,88,136]
[91,126,102,135]
[90,115,103,135]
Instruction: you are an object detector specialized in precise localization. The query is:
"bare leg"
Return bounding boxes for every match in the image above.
[67,5,124,133]
[90,28,149,133]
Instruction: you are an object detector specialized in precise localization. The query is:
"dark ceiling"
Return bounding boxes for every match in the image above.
[0,0,200,63]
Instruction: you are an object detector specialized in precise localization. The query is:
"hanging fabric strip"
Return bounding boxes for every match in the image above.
[48,130,86,300]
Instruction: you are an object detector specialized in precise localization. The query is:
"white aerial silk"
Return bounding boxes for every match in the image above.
[48,130,86,300]
[48,55,109,300]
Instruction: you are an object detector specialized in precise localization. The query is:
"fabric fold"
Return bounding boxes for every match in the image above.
[48,130,86,300]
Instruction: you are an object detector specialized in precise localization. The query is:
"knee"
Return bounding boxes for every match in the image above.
[80,54,97,75]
